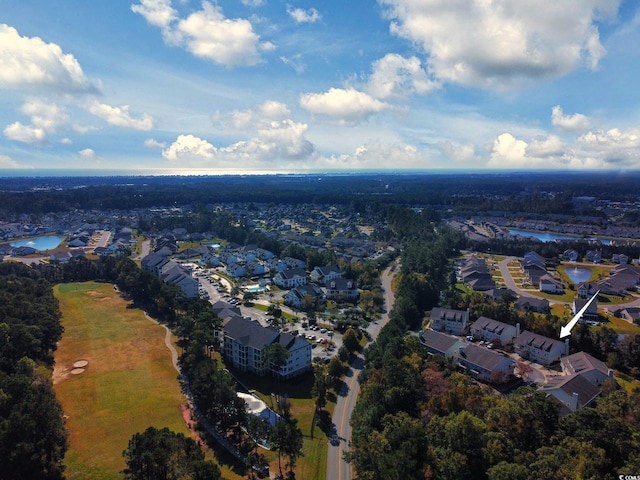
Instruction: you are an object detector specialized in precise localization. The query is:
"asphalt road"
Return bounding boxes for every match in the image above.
[326,262,398,480]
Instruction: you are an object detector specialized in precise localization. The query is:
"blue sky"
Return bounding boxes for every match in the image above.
[1,0,640,173]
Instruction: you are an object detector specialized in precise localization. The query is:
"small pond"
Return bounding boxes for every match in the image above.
[565,267,592,284]
[10,235,66,251]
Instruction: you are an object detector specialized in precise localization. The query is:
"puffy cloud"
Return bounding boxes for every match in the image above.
[0,24,97,93]
[20,99,69,132]
[132,1,271,67]
[488,133,531,167]
[166,100,315,167]
[4,122,45,143]
[379,0,618,89]
[60,138,73,145]
[0,153,25,168]
[323,140,430,170]
[144,138,167,149]
[577,127,640,166]
[365,53,438,99]
[551,105,592,133]
[130,0,177,28]
[241,0,266,6]
[439,142,479,163]
[287,6,322,24]
[300,87,390,124]
[162,134,216,163]
[485,126,640,170]
[79,148,97,159]
[86,101,154,130]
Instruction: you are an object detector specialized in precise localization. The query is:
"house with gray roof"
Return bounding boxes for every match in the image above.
[310,265,342,285]
[561,351,613,387]
[273,268,307,289]
[540,373,601,415]
[514,331,567,366]
[223,317,312,380]
[284,284,325,309]
[418,330,463,358]
[430,307,470,335]
[457,344,515,383]
[470,317,518,346]
[515,295,550,313]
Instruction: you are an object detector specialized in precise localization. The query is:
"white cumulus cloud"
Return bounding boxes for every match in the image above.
[86,101,154,130]
[162,134,217,163]
[365,53,439,99]
[0,24,97,93]
[323,140,430,170]
[0,153,28,168]
[379,0,619,89]
[300,87,390,124]
[144,138,167,149]
[287,6,322,24]
[4,122,46,143]
[551,105,592,133]
[132,1,272,67]
[79,148,97,159]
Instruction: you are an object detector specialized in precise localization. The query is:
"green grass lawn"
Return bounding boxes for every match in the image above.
[53,282,192,480]
[230,367,334,480]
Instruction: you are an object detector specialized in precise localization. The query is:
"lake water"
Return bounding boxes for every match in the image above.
[565,267,592,284]
[508,229,611,245]
[10,235,65,251]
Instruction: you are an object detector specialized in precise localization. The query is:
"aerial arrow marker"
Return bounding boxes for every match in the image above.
[560,290,600,338]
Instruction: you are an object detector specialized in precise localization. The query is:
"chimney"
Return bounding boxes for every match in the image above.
[564,338,570,356]
[516,323,521,337]
[570,392,579,411]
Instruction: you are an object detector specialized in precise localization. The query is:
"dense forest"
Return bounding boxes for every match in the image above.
[0,262,68,480]
[348,210,640,479]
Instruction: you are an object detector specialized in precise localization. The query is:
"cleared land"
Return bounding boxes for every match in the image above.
[53,282,192,480]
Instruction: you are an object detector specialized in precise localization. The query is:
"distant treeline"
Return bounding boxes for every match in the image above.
[2,171,640,218]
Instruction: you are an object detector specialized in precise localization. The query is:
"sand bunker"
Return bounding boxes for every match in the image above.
[73,360,88,368]
[70,368,85,375]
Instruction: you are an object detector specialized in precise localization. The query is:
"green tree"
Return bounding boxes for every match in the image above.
[122,426,221,480]
[264,342,290,377]
[270,418,304,479]
[342,328,360,353]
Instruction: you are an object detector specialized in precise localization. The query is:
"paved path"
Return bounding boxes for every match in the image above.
[143,309,246,464]
[326,262,398,480]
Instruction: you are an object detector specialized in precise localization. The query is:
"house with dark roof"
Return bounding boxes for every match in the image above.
[457,344,515,383]
[514,331,567,366]
[540,373,601,415]
[470,317,518,346]
[418,330,463,358]
[577,282,599,299]
[430,307,470,335]
[223,317,312,380]
[483,287,516,302]
[515,295,550,313]
[273,268,307,289]
[618,307,640,325]
[310,265,342,285]
[539,273,564,294]
[573,297,599,322]
[324,278,358,302]
[284,284,325,309]
[561,351,613,386]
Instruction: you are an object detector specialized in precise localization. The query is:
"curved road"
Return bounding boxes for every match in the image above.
[326,262,398,480]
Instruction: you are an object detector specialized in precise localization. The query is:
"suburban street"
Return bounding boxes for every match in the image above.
[326,262,398,480]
